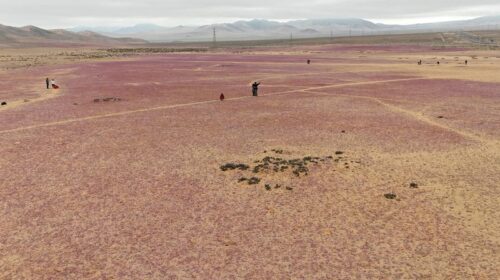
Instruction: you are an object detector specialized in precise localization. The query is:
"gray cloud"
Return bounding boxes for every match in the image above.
[1,0,499,28]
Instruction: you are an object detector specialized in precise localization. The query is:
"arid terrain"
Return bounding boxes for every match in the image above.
[0,39,499,278]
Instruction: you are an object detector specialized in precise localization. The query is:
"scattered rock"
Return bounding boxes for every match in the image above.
[335,151,344,155]
[437,116,444,119]
[1,102,7,106]
[265,184,272,191]
[410,182,418,188]
[286,187,293,191]
[384,193,397,200]
[341,130,346,133]
[24,99,30,103]
[103,97,120,102]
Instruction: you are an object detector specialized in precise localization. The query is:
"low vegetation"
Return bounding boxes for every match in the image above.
[220,149,357,191]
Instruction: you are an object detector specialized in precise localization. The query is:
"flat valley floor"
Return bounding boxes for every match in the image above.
[0,44,499,278]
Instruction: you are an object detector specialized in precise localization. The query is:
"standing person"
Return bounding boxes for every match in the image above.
[252,82,260,97]
[307,59,311,64]
[220,93,225,101]
[465,60,468,65]
[46,78,50,89]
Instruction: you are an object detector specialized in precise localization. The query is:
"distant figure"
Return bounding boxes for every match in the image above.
[465,60,468,65]
[418,60,422,65]
[252,82,260,97]
[437,61,440,65]
[46,78,50,89]
[220,93,225,101]
[307,59,311,64]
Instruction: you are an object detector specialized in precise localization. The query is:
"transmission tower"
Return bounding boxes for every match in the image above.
[212,27,217,48]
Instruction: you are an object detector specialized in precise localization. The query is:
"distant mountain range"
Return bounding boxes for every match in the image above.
[2,16,499,47]
[0,24,147,47]
[68,16,500,42]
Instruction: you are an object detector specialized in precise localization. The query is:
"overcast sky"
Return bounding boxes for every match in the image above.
[1,0,499,28]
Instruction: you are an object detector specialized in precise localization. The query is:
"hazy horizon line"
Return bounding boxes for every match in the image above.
[3,15,499,30]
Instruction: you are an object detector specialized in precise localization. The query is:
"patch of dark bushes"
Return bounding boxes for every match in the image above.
[220,163,250,171]
[384,193,397,199]
[248,177,261,185]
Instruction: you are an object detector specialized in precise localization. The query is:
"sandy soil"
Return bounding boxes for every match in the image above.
[0,44,499,279]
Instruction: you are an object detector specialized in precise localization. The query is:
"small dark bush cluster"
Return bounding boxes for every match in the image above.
[238,177,261,185]
[220,163,250,171]
[248,177,261,185]
[93,97,121,103]
[251,155,336,178]
[105,48,208,54]
[384,193,397,200]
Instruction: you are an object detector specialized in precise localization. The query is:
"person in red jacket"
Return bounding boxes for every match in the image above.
[220,93,225,101]
[51,79,60,89]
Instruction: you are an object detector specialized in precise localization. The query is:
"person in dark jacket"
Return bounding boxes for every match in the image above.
[220,93,225,101]
[252,82,260,96]
[46,78,50,89]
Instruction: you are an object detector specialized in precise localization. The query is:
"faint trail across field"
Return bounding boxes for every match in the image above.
[0,91,61,113]
[305,90,496,144]
[0,77,427,134]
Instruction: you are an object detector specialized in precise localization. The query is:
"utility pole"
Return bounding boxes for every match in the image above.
[212,27,217,48]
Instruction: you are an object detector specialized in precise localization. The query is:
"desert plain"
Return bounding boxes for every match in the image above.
[0,38,499,279]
